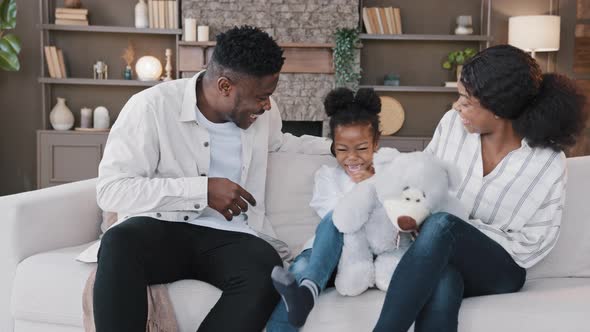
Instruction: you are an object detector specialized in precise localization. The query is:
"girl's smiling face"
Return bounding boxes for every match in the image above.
[333,123,379,179]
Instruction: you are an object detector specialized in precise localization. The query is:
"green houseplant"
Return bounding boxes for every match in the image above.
[334,28,361,88]
[0,0,20,71]
[442,47,476,81]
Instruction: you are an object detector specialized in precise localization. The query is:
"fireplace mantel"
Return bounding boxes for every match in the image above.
[178,41,335,77]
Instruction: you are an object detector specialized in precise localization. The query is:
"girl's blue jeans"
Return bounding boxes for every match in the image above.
[373,212,526,332]
[266,212,343,332]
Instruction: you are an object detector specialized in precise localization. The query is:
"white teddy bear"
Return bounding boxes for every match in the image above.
[332,148,468,296]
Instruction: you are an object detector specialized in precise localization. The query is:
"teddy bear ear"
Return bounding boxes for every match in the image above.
[373,147,400,173]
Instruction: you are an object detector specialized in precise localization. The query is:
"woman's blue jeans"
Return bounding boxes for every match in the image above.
[266,212,343,332]
[373,212,526,332]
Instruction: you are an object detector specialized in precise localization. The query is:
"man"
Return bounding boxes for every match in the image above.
[94,26,330,332]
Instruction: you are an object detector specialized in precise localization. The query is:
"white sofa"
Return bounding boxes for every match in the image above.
[2,152,590,332]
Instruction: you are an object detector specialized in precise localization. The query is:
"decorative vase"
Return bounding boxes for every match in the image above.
[456,64,463,82]
[80,107,93,128]
[93,106,110,129]
[124,65,133,80]
[135,0,149,29]
[455,15,474,35]
[50,97,74,131]
[64,0,82,8]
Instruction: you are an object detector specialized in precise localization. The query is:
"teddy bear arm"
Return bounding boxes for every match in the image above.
[333,181,378,234]
[439,195,469,221]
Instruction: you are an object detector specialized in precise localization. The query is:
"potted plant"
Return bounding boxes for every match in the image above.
[0,0,21,71]
[442,47,476,81]
[334,28,361,88]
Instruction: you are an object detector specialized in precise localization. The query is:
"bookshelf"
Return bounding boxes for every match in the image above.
[358,0,493,138]
[37,0,181,188]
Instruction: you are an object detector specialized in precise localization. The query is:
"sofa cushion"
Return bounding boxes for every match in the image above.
[528,156,590,279]
[265,152,337,251]
[302,278,590,332]
[11,243,590,332]
[11,244,222,329]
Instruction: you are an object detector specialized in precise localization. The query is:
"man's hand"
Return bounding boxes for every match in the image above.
[350,164,375,183]
[207,178,256,221]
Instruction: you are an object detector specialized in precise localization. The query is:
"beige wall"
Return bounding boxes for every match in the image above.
[0,3,41,195]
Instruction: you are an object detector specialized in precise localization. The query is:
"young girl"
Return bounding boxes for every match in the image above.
[266,87,382,331]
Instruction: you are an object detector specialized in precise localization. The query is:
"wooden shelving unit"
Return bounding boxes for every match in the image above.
[359,0,493,137]
[37,0,181,189]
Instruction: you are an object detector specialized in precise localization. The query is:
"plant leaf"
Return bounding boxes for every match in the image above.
[442,61,451,70]
[0,49,19,71]
[0,33,19,70]
[1,33,20,53]
[0,0,17,30]
[456,54,465,64]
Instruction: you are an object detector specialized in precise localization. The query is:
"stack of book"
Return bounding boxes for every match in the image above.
[148,0,178,29]
[362,7,402,35]
[44,46,68,79]
[55,7,89,26]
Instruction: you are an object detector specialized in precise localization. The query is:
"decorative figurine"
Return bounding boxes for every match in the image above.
[121,42,135,80]
[455,15,474,35]
[163,48,173,81]
[93,60,108,80]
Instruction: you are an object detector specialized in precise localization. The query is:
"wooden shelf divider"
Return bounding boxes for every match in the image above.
[41,24,182,35]
[38,77,161,87]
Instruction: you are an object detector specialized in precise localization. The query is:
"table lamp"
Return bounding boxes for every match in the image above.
[508,15,560,59]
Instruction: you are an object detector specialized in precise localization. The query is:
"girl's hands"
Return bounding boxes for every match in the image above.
[350,164,375,183]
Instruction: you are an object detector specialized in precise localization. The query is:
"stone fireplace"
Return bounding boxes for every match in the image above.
[181,0,359,136]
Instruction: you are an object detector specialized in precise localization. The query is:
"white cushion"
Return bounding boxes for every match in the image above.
[265,152,337,251]
[301,278,590,332]
[528,156,590,279]
[11,244,222,330]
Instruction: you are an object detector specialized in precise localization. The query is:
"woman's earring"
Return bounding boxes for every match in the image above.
[494,115,500,119]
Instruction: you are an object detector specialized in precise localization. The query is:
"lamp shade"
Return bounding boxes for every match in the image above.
[135,56,162,81]
[508,15,560,52]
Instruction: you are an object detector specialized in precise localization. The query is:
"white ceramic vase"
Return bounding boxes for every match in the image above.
[93,106,110,129]
[50,97,74,131]
[135,0,149,28]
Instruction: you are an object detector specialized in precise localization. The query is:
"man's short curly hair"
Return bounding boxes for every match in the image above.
[209,26,285,77]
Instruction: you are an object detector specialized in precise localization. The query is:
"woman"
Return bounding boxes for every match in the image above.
[373,44,587,332]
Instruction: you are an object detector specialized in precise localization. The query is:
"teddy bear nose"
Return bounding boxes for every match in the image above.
[398,216,418,231]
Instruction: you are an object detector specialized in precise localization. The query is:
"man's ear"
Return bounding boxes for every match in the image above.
[217,77,232,96]
[373,147,400,173]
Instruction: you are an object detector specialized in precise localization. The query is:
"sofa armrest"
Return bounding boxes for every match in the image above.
[2,178,102,263]
[0,178,101,332]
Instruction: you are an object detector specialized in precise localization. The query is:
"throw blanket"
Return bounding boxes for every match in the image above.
[82,268,179,332]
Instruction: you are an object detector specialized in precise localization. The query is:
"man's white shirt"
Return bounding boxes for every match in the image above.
[77,71,331,262]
